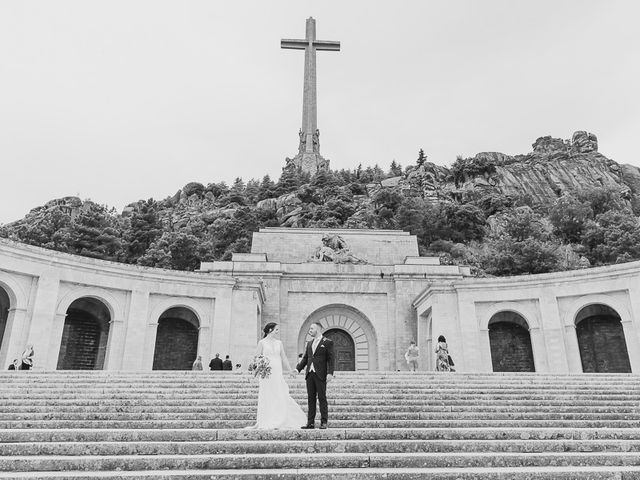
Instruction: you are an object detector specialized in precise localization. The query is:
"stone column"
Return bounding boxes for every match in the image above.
[429,287,463,371]
[45,312,67,369]
[142,321,159,371]
[121,290,150,371]
[529,327,550,373]
[26,270,61,370]
[457,294,483,372]
[563,325,583,373]
[538,289,571,372]
[621,320,640,373]
[478,328,492,372]
[211,289,233,363]
[104,319,126,370]
[416,310,431,371]
[0,307,29,368]
[229,288,260,371]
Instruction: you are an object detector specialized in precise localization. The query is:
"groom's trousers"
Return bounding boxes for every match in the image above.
[306,372,328,424]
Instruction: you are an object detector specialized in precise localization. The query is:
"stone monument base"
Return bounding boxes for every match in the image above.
[287,152,330,176]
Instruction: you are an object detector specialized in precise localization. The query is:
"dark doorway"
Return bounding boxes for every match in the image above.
[152,307,199,370]
[0,288,9,356]
[57,298,111,370]
[324,328,355,371]
[576,304,631,373]
[489,311,535,372]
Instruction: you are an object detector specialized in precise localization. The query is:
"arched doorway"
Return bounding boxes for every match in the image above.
[489,311,535,372]
[57,297,111,370]
[152,307,199,370]
[575,304,631,373]
[0,287,9,358]
[324,328,355,371]
[299,305,378,371]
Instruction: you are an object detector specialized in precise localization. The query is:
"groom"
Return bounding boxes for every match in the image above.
[296,322,335,429]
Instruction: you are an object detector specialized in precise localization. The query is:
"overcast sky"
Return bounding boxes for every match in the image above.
[1,1,639,224]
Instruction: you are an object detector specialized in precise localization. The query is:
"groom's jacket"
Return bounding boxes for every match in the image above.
[296,336,335,381]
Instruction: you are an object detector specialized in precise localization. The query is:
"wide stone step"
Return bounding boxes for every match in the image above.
[3,466,640,479]
[4,438,640,456]
[0,395,640,408]
[2,411,638,421]
[3,404,634,414]
[4,451,640,472]
[3,427,639,443]
[2,419,639,429]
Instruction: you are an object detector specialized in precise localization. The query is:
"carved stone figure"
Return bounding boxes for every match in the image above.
[298,128,306,154]
[310,234,366,264]
[312,129,320,153]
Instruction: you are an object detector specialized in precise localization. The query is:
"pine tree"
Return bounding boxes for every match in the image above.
[417,149,427,167]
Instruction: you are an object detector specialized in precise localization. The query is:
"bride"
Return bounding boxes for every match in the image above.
[246,322,306,429]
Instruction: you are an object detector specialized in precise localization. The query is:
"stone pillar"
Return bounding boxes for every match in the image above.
[538,289,570,372]
[478,328,492,372]
[121,290,150,371]
[563,325,583,373]
[26,271,61,370]
[229,288,260,370]
[529,327,550,373]
[621,320,640,373]
[142,321,158,371]
[46,312,67,370]
[429,288,463,371]
[456,294,483,372]
[198,325,211,364]
[104,319,126,370]
[211,289,233,364]
[0,307,29,368]
[416,310,431,371]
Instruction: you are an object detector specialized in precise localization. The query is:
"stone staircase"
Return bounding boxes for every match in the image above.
[1,371,640,479]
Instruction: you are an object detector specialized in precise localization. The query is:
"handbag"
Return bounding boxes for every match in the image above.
[447,355,454,367]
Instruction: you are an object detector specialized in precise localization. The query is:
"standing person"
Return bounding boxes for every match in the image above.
[435,335,451,372]
[296,322,335,429]
[209,353,223,371]
[20,345,34,370]
[246,322,306,429]
[222,355,233,371]
[404,341,419,371]
[192,356,203,371]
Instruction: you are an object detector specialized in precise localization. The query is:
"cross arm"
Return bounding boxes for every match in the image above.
[281,39,308,50]
[314,41,340,51]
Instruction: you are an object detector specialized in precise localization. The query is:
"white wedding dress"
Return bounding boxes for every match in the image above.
[248,338,307,429]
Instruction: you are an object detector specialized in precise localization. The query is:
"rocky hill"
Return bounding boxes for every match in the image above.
[2,130,640,276]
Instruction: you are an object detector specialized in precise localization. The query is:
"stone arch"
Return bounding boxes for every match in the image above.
[152,306,200,370]
[488,310,536,372]
[0,275,29,368]
[57,297,112,370]
[479,302,540,331]
[298,304,378,371]
[574,303,631,373]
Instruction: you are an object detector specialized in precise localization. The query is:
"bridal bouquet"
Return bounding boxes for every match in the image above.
[248,355,271,379]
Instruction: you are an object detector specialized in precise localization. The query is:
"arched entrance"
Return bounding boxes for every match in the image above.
[152,307,199,370]
[0,287,9,359]
[57,297,111,370]
[489,311,535,372]
[575,304,631,373]
[298,304,378,371]
[324,328,355,371]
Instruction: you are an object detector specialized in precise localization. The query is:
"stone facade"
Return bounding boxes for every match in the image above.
[1,227,640,374]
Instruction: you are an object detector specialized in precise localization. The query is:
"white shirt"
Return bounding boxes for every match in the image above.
[309,335,323,372]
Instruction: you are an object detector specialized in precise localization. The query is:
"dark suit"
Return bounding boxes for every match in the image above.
[222,360,232,371]
[209,357,223,371]
[296,336,335,425]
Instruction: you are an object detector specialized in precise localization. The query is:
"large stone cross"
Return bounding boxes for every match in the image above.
[281,17,340,155]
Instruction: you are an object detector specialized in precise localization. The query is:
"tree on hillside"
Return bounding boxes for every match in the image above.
[137,230,201,270]
[389,160,403,177]
[548,195,593,243]
[63,203,123,261]
[417,149,427,167]
[257,175,277,201]
[124,199,162,263]
[581,209,640,265]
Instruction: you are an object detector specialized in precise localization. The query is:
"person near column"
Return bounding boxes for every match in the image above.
[296,322,335,429]
[20,345,34,370]
[436,335,452,372]
[192,356,203,371]
[405,340,420,372]
[209,353,223,371]
[222,355,233,371]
